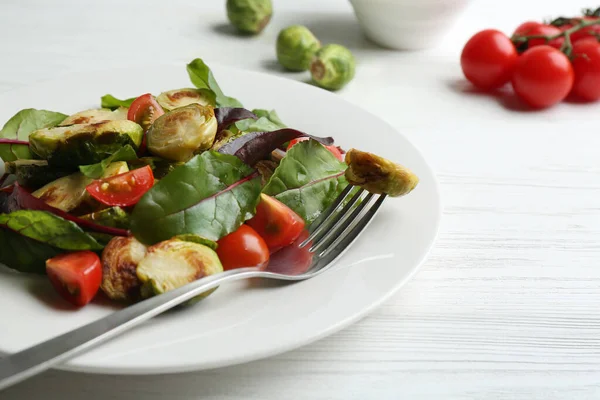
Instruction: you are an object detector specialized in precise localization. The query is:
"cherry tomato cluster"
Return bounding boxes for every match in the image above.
[460,9,600,109]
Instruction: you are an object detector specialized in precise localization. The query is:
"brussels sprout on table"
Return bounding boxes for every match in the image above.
[310,44,356,90]
[156,88,215,111]
[29,120,143,167]
[146,103,218,162]
[101,236,148,301]
[344,149,419,197]
[226,0,272,35]
[136,238,223,300]
[276,25,321,71]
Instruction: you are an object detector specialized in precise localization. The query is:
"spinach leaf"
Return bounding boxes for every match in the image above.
[214,107,257,133]
[0,228,61,274]
[100,94,136,109]
[130,151,261,244]
[0,108,67,140]
[186,58,243,108]
[0,139,32,162]
[79,145,138,179]
[263,140,348,223]
[0,210,103,274]
[0,210,103,251]
[217,128,334,166]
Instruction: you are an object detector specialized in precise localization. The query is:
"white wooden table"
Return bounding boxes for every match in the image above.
[2,0,600,398]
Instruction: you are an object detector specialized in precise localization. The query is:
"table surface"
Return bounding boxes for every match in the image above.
[2,0,600,398]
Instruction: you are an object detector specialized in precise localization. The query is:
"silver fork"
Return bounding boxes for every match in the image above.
[0,185,386,391]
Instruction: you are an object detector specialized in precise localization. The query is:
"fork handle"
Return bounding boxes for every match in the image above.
[0,267,260,391]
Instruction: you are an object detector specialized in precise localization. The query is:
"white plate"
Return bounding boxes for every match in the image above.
[0,64,441,374]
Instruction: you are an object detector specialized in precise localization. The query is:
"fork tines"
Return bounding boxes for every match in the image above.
[300,184,387,264]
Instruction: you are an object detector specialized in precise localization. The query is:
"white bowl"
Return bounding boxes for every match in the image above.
[349,0,471,50]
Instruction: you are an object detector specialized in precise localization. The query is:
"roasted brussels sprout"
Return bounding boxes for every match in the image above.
[146,104,217,162]
[80,206,130,229]
[276,25,321,71]
[344,149,419,197]
[59,107,128,126]
[173,234,218,250]
[310,44,356,90]
[4,159,72,189]
[136,238,223,299]
[156,88,215,111]
[101,236,148,301]
[29,120,143,167]
[226,0,272,34]
[32,162,129,212]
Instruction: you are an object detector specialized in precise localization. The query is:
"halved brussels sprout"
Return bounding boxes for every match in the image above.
[31,172,91,212]
[4,159,72,189]
[156,88,215,111]
[80,206,130,229]
[29,120,143,167]
[344,149,419,197]
[58,107,128,126]
[32,162,129,212]
[136,238,223,298]
[146,104,218,162]
[101,236,148,301]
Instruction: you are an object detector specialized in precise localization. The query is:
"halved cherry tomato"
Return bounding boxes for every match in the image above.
[571,39,600,101]
[86,165,154,207]
[216,225,269,271]
[46,251,102,307]
[127,93,165,131]
[287,137,343,161]
[511,45,574,108]
[246,194,305,253]
[460,29,518,90]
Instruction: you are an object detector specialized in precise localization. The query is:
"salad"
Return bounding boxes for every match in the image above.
[0,58,419,308]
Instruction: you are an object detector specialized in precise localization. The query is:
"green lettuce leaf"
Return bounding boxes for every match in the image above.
[0,108,67,140]
[0,108,67,162]
[130,151,261,244]
[0,210,104,273]
[186,58,243,108]
[263,140,348,223]
[235,109,286,133]
[100,94,136,109]
[79,145,138,179]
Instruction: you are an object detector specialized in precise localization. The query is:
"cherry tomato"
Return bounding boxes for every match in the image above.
[267,230,313,276]
[460,29,518,90]
[246,194,305,253]
[511,45,574,108]
[86,165,154,207]
[571,40,600,101]
[127,93,165,131]
[571,17,600,43]
[513,21,543,36]
[287,137,343,161]
[522,24,564,49]
[216,225,270,271]
[46,251,102,307]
